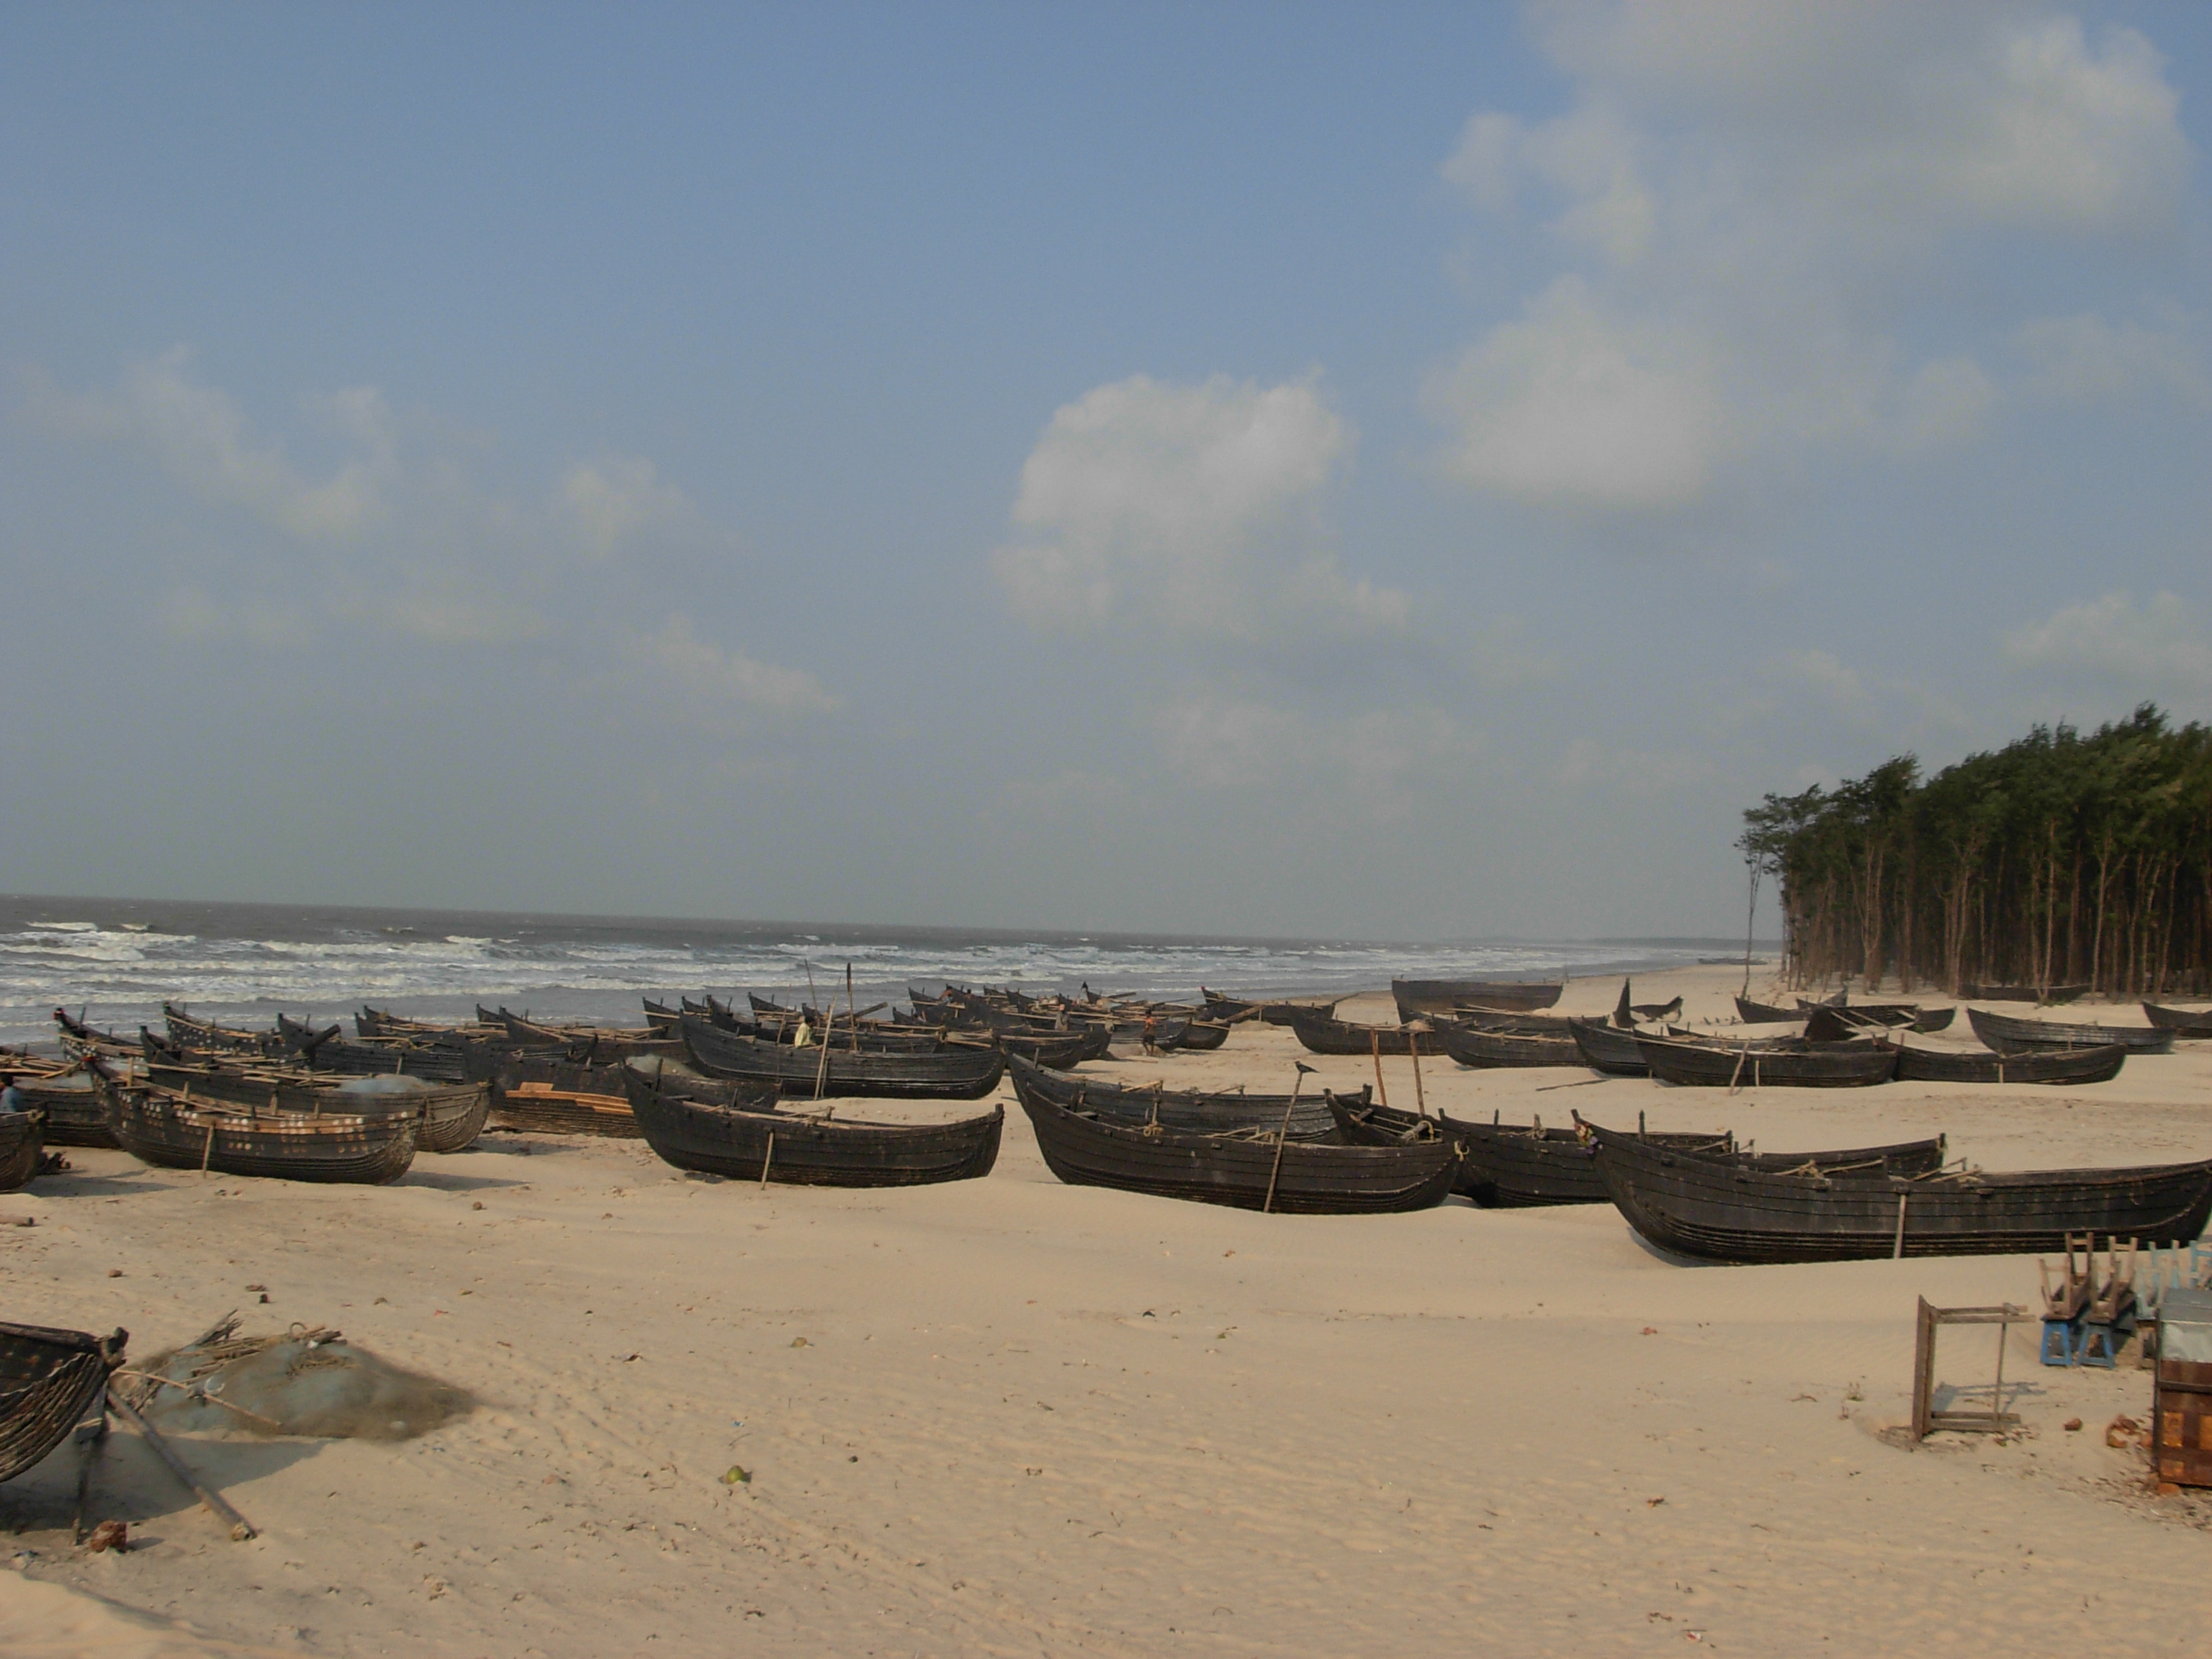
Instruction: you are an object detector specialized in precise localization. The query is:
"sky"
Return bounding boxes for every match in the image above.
[3,1,2208,941]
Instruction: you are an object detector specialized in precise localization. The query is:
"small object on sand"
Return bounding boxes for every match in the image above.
[83,1520,127,1553]
[2107,1414,2143,1449]
[472,1201,484,1210]
[2064,1417,2083,1431]
[106,1269,122,1278]
[1645,1496,1665,1506]
[244,1284,266,1293]
[257,1293,270,1304]
[790,1336,808,1349]
[721,1465,750,1485]
[7,1216,32,1228]
[1641,1326,1658,1336]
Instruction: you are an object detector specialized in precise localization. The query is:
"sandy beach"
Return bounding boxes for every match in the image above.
[5,965,2209,1657]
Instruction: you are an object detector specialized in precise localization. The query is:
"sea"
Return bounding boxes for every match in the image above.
[0,893,1762,1049]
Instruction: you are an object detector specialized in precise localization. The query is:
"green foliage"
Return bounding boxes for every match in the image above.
[1742,705,2212,996]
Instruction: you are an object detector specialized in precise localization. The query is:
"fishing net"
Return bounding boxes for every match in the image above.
[119,1314,471,1441]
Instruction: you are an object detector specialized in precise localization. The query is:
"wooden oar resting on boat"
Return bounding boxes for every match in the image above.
[1581,1118,2212,1264]
[1966,1007,2175,1055]
[1635,1033,1899,1087]
[680,1014,1003,1100]
[1016,1087,1460,1214]
[1,1323,127,1485]
[1892,1043,2127,1085]
[99,1071,417,1184]
[1005,1054,1345,1140]
[622,1060,1002,1187]
[1288,1007,1439,1057]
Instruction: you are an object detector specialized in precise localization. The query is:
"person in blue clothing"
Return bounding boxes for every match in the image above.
[0,1074,21,1115]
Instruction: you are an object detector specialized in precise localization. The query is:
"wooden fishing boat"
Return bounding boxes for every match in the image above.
[1568,1017,1652,1077]
[1894,1043,2127,1085]
[1584,1120,2212,1264]
[163,1004,282,1056]
[490,1010,676,1060]
[1966,1007,2175,1055]
[622,1064,1001,1187]
[1734,996,1803,1024]
[1198,987,1265,1024]
[12,1066,117,1148]
[1334,1100,1943,1207]
[143,1061,488,1154]
[1,1322,127,1484]
[475,1054,640,1136]
[2144,1003,2212,1038]
[51,1008,135,1058]
[1288,1007,1439,1057]
[1454,1008,1578,1034]
[104,1076,417,1184]
[1392,979,1562,1022]
[1635,1034,1898,1087]
[1166,1018,1231,1052]
[0,1110,46,1191]
[1436,1023,1583,1069]
[680,1014,1002,1100]
[1962,983,2089,1004]
[1006,1054,1346,1140]
[1018,1088,1460,1214]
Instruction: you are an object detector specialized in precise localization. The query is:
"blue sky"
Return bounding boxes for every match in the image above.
[4,3,2208,939]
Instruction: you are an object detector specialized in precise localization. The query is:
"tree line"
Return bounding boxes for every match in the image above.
[1738,705,2212,997]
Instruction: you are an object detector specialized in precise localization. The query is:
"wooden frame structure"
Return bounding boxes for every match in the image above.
[1911,1298,2025,1441]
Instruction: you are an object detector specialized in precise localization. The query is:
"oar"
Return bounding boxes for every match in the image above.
[1262,1064,1316,1215]
[106,1390,256,1541]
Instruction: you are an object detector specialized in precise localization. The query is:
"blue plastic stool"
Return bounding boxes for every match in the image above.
[2041,1316,2082,1366]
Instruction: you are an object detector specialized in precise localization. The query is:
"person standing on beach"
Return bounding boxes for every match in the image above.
[0,1075,21,1115]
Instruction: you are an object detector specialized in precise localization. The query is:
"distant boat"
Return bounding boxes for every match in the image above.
[1391,979,1561,1022]
[1966,1007,2174,1055]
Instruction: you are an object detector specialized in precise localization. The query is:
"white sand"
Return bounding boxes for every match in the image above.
[4,965,2208,1656]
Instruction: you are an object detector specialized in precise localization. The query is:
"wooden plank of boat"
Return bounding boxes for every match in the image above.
[1583,1120,2212,1264]
[1,1322,127,1484]
[622,1066,1001,1187]
[1635,1035,1898,1087]
[1006,1054,1343,1140]
[104,1078,417,1184]
[1966,1007,2175,1055]
[1894,1043,2128,1085]
[1017,1088,1460,1214]
[680,1014,1003,1100]
[1392,979,1562,1022]
[1435,1023,1584,1070]
[1287,1007,1439,1057]
[482,1056,644,1136]
[1454,1008,1578,1034]
[2143,1003,2212,1038]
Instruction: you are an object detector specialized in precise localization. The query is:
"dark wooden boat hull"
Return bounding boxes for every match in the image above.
[1568,1018,1649,1077]
[1018,1091,1460,1214]
[1894,1044,2128,1085]
[107,1084,417,1184]
[2144,1003,2212,1038]
[1964,984,2088,1004]
[1967,1007,2174,1055]
[1589,1125,2212,1264]
[1637,1035,1897,1087]
[624,1071,1002,1187]
[144,1065,489,1153]
[681,1015,1003,1099]
[1437,1024,1583,1069]
[1734,997,1802,1024]
[1289,1009,1438,1057]
[0,1111,45,1192]
[1,1323,126,1484]
[1164,1019,1231,1052]
[14,1075,116,1148]
[163,1004,282,1056]
[1392,979,1562,1022]
[483,1056,642,1136]
[1007,1055,1344,1141]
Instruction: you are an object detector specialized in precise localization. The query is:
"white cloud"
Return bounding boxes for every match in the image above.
[628,613,840,716]
[559,456,693,557]
[2003,591,2212,693]
[1424,277,1725,509]
[35,348,391,539]
[994,374,1406,642]
[1154,695,1479,819]
[2013,313,2210,405]
[1430,6,2193,511]
[158,587,317,650]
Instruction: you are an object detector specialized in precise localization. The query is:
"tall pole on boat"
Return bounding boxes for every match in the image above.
[1263,1063,1316,1214]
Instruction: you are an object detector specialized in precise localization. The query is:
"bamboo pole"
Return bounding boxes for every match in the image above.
[1370,1031,1390,1111]
[1262,1065,1316,1215]
[105,1390,255,1541]
[1409,1032,1428,1119]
